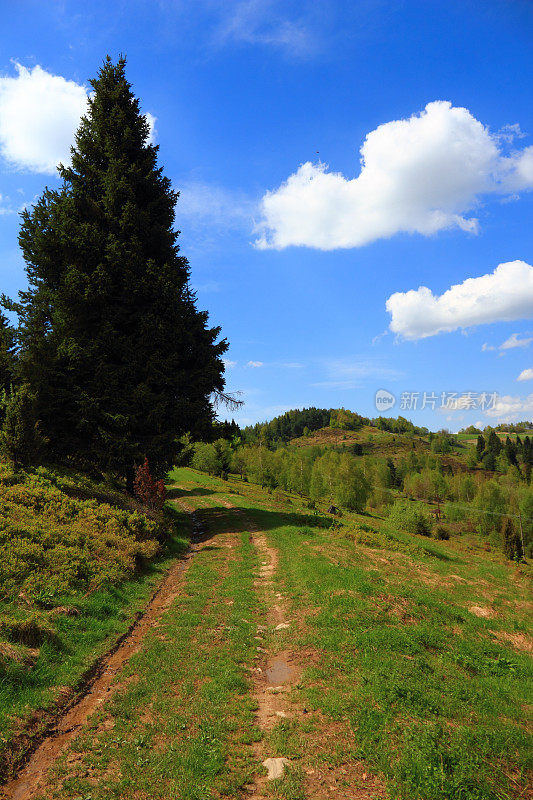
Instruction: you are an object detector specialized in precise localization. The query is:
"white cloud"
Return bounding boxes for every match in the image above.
[176,181,256,231]
[256,101,533,250]
[144,112,157,144]
[223,358,237,369]
[193,281,221,293]
[484,393,533,422]
[517,368,533,381]
[247,360,263,368]
[214,0,316,57]
[481,343,497,352]
[0,193,14,215]
[386,261,533,340]
[0,63,89,173]
[500,333,533,350]
[312,356,402,389]
[0,63,156,174]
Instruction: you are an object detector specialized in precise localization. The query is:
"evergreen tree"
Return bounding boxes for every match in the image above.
[501,517,522,561]
[14,57,227,480]
[476,434,485,461]
[487,430,502,456]
[0,311,15,390]
[0,385,43,469]
[504,436,518,467]
[0,311,16,426]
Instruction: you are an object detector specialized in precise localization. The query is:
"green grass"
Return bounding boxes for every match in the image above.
[43,490,262,799]
[174,468,533,800]
[5,467,531,798]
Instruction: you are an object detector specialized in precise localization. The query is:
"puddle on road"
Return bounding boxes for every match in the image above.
[265,656,296,685]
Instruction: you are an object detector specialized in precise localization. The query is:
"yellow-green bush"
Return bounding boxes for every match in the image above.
[0,466,161,604]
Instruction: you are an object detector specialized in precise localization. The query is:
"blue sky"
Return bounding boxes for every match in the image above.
[1,0,532,430]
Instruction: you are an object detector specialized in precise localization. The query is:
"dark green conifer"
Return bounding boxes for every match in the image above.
[0,311,16,426]
[502,517,522,561]
[15,57,227,479]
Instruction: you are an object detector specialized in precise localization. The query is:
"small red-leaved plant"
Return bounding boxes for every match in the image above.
[133,458,166,512]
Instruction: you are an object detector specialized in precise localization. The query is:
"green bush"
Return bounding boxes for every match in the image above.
[388,501,432,536]
[0,466,161,604]
[435,525,450,540]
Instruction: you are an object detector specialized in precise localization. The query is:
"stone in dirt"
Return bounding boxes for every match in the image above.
[263,757,290,780]
[275,622,290,630]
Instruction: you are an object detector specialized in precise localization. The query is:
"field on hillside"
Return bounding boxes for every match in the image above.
[0,464,188,778]
[14,466,529,800]
[291,425,431,456]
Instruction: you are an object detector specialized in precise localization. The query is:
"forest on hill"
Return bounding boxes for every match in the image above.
[190,409,533,559]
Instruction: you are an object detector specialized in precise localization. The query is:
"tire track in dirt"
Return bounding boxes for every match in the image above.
[0,500,199,800]
[246,519,298,797]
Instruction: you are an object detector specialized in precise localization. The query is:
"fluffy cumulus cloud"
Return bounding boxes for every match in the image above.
[484,393,533,421]
[386,260,533,340]
[0,63,156,174]
[0,63,89,173]
[256,101,533,250]
[517,368,533,381]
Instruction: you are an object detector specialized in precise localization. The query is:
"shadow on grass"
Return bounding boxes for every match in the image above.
[166,486,217,500]
[192,503,333,535]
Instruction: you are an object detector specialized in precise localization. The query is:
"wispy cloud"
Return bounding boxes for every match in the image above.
[483,332,532,352]
[312,356,403,389]
[500,333,533,350]
[517,368,533,381]
[0,193,15,216]
[192,280,222,293]
[212,0,318,57]
[484,393,533,422]
[247,360,264,368]
[175,180,256,240]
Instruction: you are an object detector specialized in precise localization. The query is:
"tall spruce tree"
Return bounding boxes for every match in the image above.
[0,311,15,396]
[16,57,227,481]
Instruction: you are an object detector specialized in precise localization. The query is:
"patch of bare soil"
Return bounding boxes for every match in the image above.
[469,605,496,618]
[239,508,384,799]
[491,629,533,654]
[0,501,197,800]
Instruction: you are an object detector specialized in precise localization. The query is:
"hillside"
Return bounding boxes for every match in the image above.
[290,423,431,455]
[0,463,187,782]
[3,469,530,799]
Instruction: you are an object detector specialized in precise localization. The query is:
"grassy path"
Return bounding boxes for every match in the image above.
[2,469,531,800]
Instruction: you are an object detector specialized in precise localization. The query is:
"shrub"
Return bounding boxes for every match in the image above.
[133,458,166,512]
[435,526,450,540]
[388,501,432,537]
[0,469,161,603]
